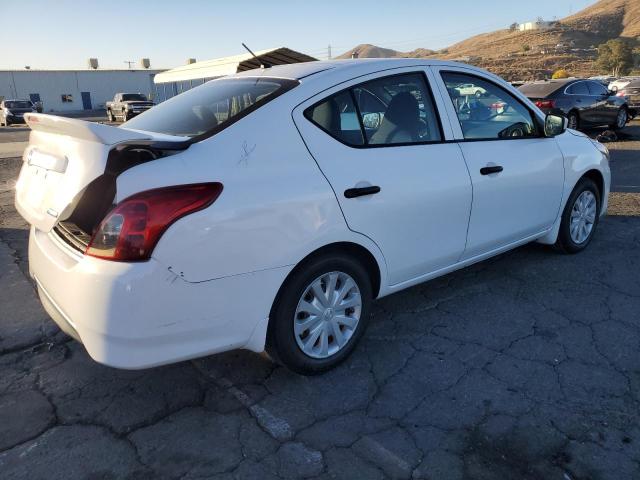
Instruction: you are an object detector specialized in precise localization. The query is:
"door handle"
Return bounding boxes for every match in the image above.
[344,186,381,198]
[480,165,503,175]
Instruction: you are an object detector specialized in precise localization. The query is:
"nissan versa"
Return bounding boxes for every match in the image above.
[15,59,610,374]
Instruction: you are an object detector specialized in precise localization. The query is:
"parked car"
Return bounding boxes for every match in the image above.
[106,93,154,122]
[16,59,610,374]
[455,83,487,97]
[518,79,629,130]
[0,99,37,126]
[613,78,640,111]
[608,76,640,94]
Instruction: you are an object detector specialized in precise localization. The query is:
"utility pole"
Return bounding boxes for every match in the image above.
[328,44,332,60]
[124,60,135,69]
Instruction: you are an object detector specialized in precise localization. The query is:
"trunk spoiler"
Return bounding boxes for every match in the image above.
[25,113,153,145]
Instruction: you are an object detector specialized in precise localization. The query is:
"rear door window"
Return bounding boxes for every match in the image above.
[304,72,442,147]
[567,82,589,95]
[124,77,298,138]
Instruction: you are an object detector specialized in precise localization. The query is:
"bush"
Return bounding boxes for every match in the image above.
[552,69,570,79]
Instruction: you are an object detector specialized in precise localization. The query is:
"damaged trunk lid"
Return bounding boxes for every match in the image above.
[15,113,187,233]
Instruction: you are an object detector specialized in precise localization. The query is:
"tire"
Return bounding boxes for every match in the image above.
[266,253,373,375]
[610,107,627,130]
[567,111,579,130]
[555,177,601,254]
[475,90,483,98]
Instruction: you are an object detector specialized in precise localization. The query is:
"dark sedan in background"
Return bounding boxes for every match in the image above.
[519,79,629,131]
[0,99,37,126]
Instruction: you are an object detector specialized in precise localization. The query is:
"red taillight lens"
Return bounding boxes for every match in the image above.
[616,90,626,97]
[535,99,556,109]
[86,183,223,261]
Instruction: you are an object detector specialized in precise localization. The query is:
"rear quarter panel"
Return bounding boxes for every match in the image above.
[115,99,387,284]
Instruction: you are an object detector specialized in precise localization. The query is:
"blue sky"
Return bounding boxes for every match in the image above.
[1,0,597,70]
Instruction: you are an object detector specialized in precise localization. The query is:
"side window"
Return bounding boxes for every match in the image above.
[587,81,608,96]
[304,72,441,147]
[354,73,441,145]
[304,91,364,146]
[567,82,589,95]
[441,72,538,140]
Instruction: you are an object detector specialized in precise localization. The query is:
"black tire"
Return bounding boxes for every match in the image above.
[475,90,483,98]
[266,253,373,375]
[555,177,601,254]
[567,111,579,130]
[610,107,627,131]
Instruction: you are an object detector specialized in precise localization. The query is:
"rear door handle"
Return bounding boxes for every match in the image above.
[344,186,381,198]
[480,165,503,175]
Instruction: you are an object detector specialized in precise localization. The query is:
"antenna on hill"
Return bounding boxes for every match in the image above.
[242,43,270,68]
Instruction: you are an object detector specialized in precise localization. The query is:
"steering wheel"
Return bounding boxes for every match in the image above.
[498,122,529,138]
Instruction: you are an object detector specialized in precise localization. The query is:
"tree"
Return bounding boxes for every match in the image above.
[597,39,633,77]
[509,22,518,32]
[552,69,570,79]
[522,44,531,53]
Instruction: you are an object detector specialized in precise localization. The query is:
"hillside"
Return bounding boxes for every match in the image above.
[337,0,640,80]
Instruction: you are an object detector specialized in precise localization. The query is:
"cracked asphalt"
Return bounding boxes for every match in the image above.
[1,121,640,480]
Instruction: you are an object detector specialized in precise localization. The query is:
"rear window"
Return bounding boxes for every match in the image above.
[518,82,565,97]
[125,77,298,138]
[121,94,148,101]
[5,101,32,109]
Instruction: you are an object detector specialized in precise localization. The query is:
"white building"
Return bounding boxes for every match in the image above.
[153,48,316,103]
[518,20,554,32]
[0,69,164,112]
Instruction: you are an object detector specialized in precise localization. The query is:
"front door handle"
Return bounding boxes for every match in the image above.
[480,165,503,175]
[344,186,381,198]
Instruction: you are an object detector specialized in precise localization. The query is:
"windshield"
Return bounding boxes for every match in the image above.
[5,101,33,109]
[124,77,297,138]
[121,94,148,101]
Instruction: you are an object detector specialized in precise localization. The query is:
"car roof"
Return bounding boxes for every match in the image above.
[232,58,481,81]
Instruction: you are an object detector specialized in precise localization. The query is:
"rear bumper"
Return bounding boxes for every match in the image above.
[29,226,289,369]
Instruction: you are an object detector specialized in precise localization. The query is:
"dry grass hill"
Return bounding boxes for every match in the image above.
[338,0,640,80]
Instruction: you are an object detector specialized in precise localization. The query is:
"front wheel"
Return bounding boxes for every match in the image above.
[555,177,601,254]
[611,107,627,130]
[266,254,372,375]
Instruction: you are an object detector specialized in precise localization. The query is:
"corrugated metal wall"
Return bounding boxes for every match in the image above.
[0,70,162,112]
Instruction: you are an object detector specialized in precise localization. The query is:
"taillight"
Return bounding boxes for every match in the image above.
[616,90,626,97]
[535,99,556,109]
[86,183,223,261]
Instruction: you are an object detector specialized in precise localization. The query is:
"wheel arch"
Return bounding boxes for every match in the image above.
[582,169,604,206]
[275,242,382,305]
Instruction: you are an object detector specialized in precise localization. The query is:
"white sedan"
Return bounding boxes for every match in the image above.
[16,59,610,374]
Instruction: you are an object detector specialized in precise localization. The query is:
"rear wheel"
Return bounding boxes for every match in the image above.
[475,90,483,98]
[567,111,579,130]
[266,254,372,375]
[611,107,627,130]
[555,177,600,254]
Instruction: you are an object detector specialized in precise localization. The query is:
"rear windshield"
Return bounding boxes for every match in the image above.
[121,94,148,101]
[518,82,565,97]
[124,77,298,138]
[5,101,32,109]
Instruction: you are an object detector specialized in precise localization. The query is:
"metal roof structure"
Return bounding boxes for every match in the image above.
[154,47,317,84]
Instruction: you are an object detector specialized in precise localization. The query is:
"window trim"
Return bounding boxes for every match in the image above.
[303,70,446,149]
[439,70,545,142]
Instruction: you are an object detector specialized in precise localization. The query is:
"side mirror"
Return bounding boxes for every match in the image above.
[362,112,381,129]
[544,114,567,137]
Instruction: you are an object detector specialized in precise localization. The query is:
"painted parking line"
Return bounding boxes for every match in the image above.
[192,360,294,441]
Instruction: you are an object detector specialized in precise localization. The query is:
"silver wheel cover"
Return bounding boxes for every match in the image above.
[294,271,362,359]
[570,190,597,244]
